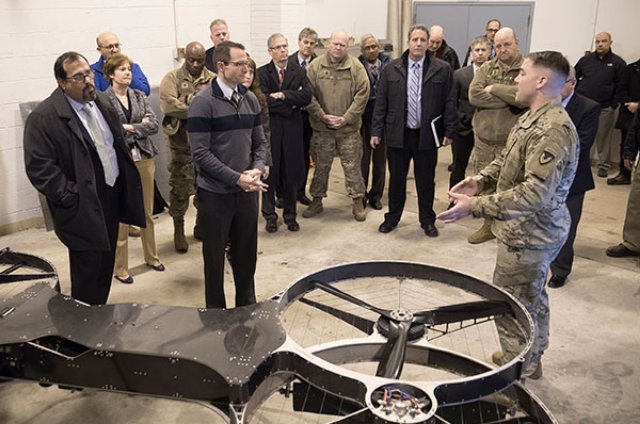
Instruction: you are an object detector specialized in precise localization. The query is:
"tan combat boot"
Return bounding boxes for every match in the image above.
[352,196,366,222]
[302,197,323,218]
[468,219,496,244]
[173,217,189,253]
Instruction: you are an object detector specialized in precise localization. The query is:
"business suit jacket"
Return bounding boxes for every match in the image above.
[288,51,317,70]
[24,88,145,251]
[453,64,475,136]
[371,50,458,150]
[565,92,600,195]
[105,87,160,157]
[257,61,312,186]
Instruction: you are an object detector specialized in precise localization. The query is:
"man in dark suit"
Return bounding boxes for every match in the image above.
[23,51,145,305]
[548,66,601,288]
[287,27,318,206]
[204,18,230,72]
[450,36,491,190]
[258,33,312,232]
[371,24,457,237]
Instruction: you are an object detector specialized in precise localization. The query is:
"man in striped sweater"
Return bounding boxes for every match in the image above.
[188,41,269,309]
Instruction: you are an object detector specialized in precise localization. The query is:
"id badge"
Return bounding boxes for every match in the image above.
[131,146,141,162]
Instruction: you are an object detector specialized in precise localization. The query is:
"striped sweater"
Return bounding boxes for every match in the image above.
[188,79,268,194]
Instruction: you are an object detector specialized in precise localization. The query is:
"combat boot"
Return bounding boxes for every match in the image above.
[173,217,189,253]
[302,197,323,218]
[193,213,203,241]
[468,219,496,244]
[352,196,366,222]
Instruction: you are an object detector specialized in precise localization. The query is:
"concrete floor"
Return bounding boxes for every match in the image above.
[1,149,639,423]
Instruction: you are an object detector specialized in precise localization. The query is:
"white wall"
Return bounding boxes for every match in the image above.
[0,0,638,231]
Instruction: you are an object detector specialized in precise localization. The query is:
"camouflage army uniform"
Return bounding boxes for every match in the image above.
[469,100,579,375]
[469,53,526,173]
[306,52,370,199]
[159,65,215,218]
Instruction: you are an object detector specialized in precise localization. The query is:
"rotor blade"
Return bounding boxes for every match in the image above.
[312,280,392,318]
[375,320,411,379]
[299,297,376,335]
[414,300,511,326]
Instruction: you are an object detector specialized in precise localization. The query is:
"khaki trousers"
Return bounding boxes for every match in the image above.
[114,157,161,278]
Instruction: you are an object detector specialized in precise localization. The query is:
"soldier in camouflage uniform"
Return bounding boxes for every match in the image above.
[160,41,215,252]
[438,51,579,380]
[303,31,370,221]
[468,28,527,244]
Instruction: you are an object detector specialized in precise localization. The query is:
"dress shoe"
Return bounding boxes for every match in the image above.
[378,220,397,233]
[285,219,300,232]
[368,198,383,210]
[265,218,278,233]
[422,223,439,237]
[547,274,566,288]
[275,197,284,209]
[607,174,631,185]
[297,194,312,206]
[596,167,608,178]
[606,243,640,257]
[114,275,134,285]
[147,263,166,272]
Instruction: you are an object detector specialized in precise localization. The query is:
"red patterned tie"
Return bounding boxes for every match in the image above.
[279,68,285,88]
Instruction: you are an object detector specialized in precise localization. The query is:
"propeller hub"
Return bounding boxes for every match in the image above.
[390,308,413,322]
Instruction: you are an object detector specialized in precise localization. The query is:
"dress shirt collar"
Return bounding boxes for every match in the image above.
[408,55,425,71]
[216,78,238,100]
[562,91,574,108]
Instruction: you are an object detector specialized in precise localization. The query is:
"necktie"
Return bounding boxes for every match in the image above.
[279,68,285,88]
[407,62,420,128]
[82,103,117,186]
[231,91,240,108]
[301,60,307,69]
[370,65,379,93]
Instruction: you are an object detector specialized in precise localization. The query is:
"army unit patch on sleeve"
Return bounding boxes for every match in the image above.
[539,150,555,165]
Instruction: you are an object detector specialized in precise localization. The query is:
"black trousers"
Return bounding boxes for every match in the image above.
[262,176,297,222]
[618,129,631,178]
[449,131,475,189]
[297,111,313,198]
[199,188,258,309]
[69,182,120,305]
[550,192,585,278]
[361,119,387,201]
[385,128,438,226]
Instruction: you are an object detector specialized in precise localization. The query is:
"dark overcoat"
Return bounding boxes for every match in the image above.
[23,88,145,251]
[257,61,312,188]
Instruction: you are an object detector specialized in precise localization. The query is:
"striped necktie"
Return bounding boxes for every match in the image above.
[82,103,117,186]
[407,62,420,128]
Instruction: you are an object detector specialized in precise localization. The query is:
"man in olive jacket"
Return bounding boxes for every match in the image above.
[23,51,145,305]
[371,24,457,237]
[303,31,370,222]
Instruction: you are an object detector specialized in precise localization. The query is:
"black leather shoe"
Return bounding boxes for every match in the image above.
[422,223,439,237]
[548,274,566,288]
[297,194,312,206]
[607,174,631,185]
[114,275,134,284]
[147,263,165,272]
[285,219,300,232]
[369,198,383,210]
[265,218,278,233]
[275,198,284,209]
[606,243,640,257]
[378,220,397,233]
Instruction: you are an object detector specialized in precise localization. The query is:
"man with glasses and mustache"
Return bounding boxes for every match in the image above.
[188,41,269,309]
[91,32,150,95]
[23,51,145,305]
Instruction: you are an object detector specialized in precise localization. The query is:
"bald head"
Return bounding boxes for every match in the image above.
[429,25,444,52]
[595,32,612,56]
[96,32,121,59]
[494,27,519,65]
[328,31,349,63]
[184,42,206,77]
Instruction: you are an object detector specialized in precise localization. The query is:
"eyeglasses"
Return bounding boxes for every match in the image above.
[100,43,121,50]
[65,70,94,83]
[224,61,250,68]
[269,44,288,51]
